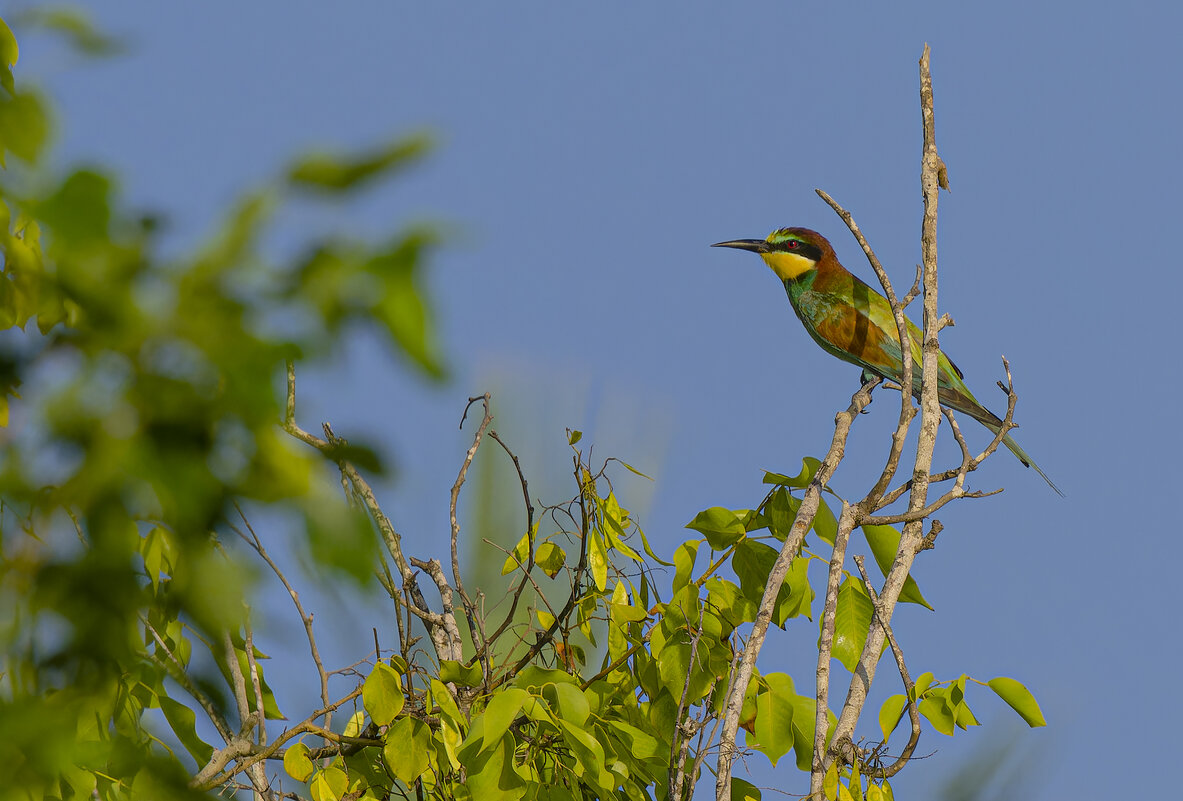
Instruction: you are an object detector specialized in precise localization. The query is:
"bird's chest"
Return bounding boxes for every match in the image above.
[791,287,841,331]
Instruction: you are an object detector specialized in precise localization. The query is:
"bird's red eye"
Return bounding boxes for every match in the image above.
[785,240,799,250]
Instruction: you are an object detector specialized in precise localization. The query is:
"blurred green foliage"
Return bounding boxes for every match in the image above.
[0,13,442,799]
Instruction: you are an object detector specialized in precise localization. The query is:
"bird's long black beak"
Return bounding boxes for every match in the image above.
[711,238,770,253]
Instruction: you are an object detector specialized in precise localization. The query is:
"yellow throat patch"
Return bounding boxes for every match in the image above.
[760,251,817,281]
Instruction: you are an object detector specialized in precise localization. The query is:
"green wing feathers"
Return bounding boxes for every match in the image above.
[788,276,1061,494]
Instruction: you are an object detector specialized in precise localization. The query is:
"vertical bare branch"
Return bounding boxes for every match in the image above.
[715,377,879,801]
[823,43,948,778]
[853,555,921,778]
[815,190,917,501]
[451,394,493,668]
[811,503,859,783]
[282,360,461,665]
[233,507,333,728]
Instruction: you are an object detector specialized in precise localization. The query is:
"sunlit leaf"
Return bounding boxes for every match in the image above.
[829,577,874,673]
[987,676,1046,727]
[479,688,529,752]
[535,541,565,578]
[878,694,907,742]
[861,524,933,609]
[732,776,761,801]
[751,672,796,766]
[684,506,747,549]
[762,457,821,488]
[310,765,348,801]
[284,741,314,783]
[384,716,431,783]
[439,660,483,688]
[363,662,405,725]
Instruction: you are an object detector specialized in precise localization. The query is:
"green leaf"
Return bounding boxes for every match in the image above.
[159,696,213,765]
[587,528,608,591]
[599,492,642,562]
[288,133,431,192]
[140,526,176,592]
[751,673,796,766]
[634,522,674,567]
[824,762,839,800]
[787,685,833,773]
[535,541,566,578]
[369,231,446,378]
[479,688,529,752]
[685,507,747,549]
[606,719,662,761]
[829,576,874,673]
[812,498,838,546]
[439,660,484,688]
[363,661,405,725]
[616,458,653,480]
[732,776,762,801]
[558,719,613,793]
[568,429,582,445]
[763,457,820,488]
[0,17,17,93]
[0,90,49,166]
[284,741,314,783]
[310,766,349,801]
[861,524,933,609]
[513,666,580,692]
[343,709,366,738]
[431,679,465,729]
[765,488,799,541]
[987,676,1046,727]
[543,682,590,726]
[609,592,649,625]
[672,539,699,591]
[501,529,531,575]
[732,539,804,627]
[384,716,430,783]
[36,169,113,249]
[878,694,907,742]
[918,688,955,736]
[12,8,124,57]
[703,577,756,626]
[911,672,935,700]
[780,554,814,623]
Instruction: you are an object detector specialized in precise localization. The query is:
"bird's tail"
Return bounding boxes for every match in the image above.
[997,430,1063,496]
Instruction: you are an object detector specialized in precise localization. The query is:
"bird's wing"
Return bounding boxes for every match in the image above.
[808,282,1002,427]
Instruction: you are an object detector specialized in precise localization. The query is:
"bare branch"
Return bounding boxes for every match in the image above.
[409,557,464,662]
[451,394,494,672]
[493,455,595,689]
[812,503,859,781]
[853,555,920,778]
[715,377,879,801]
[193,687,366,790]
[816,189,917,503]
[820,44,949,784]
[283,360,460,664]
[233,506,332,727]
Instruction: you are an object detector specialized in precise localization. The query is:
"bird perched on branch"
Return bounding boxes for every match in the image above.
[712,226,1060,495]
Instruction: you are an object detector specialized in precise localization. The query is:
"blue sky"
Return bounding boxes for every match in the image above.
[23,2,1183,798]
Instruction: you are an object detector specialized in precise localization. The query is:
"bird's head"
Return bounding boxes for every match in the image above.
[712,227,832,282]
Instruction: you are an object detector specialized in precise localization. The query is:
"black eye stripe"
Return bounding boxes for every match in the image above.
[771,241,822,261]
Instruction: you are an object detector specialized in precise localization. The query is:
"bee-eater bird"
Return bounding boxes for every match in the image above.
[712,227,1061,495]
